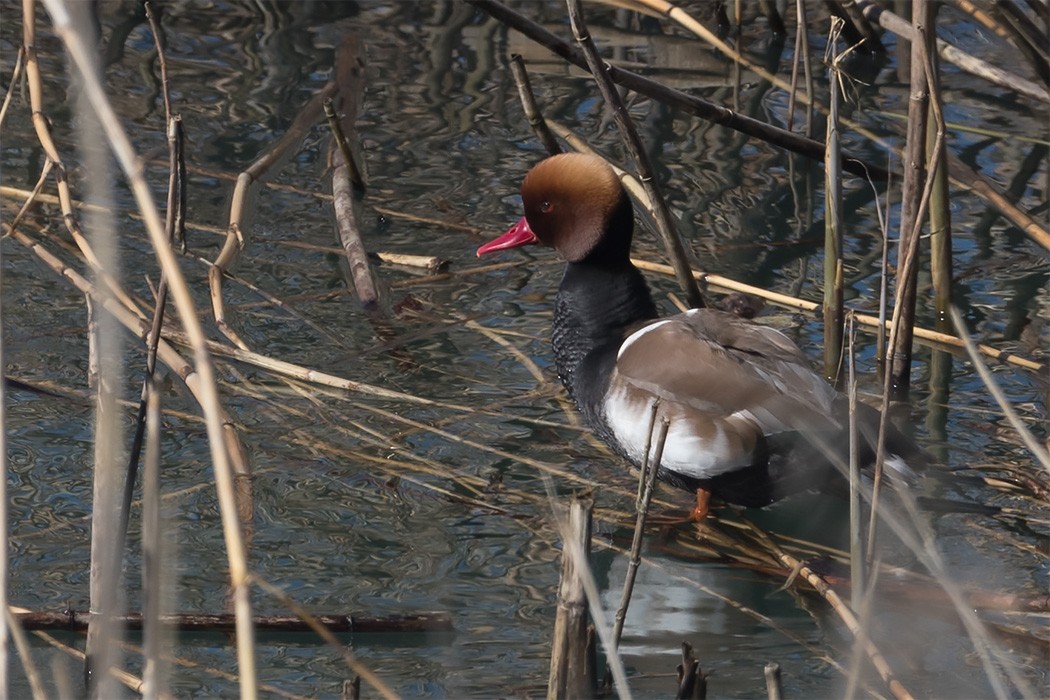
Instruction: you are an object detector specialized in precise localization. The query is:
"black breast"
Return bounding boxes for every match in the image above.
[550,261,657,432]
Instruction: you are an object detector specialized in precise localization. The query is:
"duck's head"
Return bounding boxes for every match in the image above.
[477,153,634,264]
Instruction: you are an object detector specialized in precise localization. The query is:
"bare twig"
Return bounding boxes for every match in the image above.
[565,0,705,308]
[509,54,562,156]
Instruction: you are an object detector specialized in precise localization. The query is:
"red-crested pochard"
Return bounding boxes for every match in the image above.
[477,153,924,520]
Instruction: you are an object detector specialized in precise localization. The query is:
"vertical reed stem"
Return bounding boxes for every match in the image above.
[509,54,562,156]
[548,493,594,700]
[141,379,165,699]
[823,24,845,384]
[888,0,932,401]
[846,313,864,606]
[925,2,951,322]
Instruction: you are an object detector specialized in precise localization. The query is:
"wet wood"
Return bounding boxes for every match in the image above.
[14,610,453,635]
[547,492,594,700]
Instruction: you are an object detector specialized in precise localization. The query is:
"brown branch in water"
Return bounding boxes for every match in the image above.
[565,0,705,309]
[331,147,380,310]
[12,609,453,635]
[469,0,888,181]
[509,53,562,156]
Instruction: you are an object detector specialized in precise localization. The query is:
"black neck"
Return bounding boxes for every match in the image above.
[551,260,658,413]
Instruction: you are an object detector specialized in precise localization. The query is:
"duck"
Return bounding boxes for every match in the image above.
[477,152,925,521]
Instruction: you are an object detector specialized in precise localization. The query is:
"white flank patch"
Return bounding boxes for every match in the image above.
[602,386,746,479]
[884,453,917,481]
[617,319,674,361]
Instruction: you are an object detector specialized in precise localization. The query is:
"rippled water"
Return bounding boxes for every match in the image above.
[2,1,1047,697]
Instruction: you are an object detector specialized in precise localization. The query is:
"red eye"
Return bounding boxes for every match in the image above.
[539,200,554,213]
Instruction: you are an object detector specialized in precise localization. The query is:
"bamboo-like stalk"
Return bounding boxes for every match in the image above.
[606,411,667,691]
[786,0,814,136]
[509,54,562,156]
[845,314,864,608]
[141,378,166,699]
[888,0,931,402]
[0,101,8,700]
[565,0,705,309]
[468,0,886,180]
[38,3,259,697]
[119,2,184,581]
[925,6,952,322]
[823,23,845,384]
[754,532,915,700]
[213,80,337,350]
[547,492,595,700]
[763,662,782,700]
[66,2,126,693]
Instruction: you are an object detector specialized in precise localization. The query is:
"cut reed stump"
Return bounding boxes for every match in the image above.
[548,492,595,700]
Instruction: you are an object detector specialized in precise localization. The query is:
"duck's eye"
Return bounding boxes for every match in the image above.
[539,200,554,214]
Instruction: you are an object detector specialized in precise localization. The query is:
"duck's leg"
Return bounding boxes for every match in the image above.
[689,488,712,521]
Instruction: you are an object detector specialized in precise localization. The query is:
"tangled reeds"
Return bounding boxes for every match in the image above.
[0,0,1046,698]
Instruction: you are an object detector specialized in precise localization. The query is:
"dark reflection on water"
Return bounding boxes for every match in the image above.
[2,0,1047,697]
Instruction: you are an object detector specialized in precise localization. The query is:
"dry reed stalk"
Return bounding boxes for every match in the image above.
[988,0,1050,85]
[0,44,11,690]
[470,0,885,180]
[856,0,1050,101]
[751,530,916,700]
[948,307,1050,473]
[887,0,931,402]
[374,252,447,271]
[763,662,782,700]
[606,412,667,691]
[214,81,337,350]
[786,0,815,136]
[8,0,261,681]
[548,493,595,700]
[566,0,705,309]
[675,642,705,699]
[509,54,562,156]
[331,148,379,309]
[823,22,845,383]
[926,98,952,320]
[18,3,145,321]
[56,3,128,691]
[120,5,185,603]
[141,377,167,699]
[4,610,43,699]
[0,46,24,128]
[8,605,153,697]
[483,0,1050,252]
[845,314,864,606]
